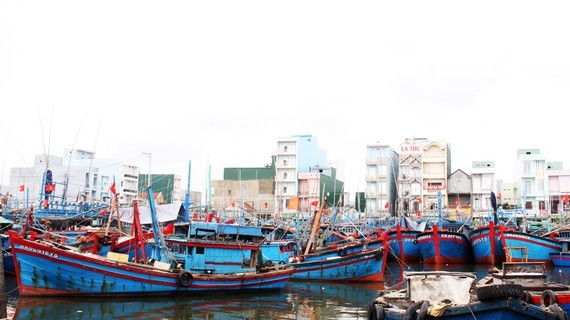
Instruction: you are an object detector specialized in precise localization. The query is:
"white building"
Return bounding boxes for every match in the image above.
[517,148,549,215]
[471,161,496,213]
[274,134,327,214]
[398,137,427,214]
[8,149,140,208]
[365,143,399,216]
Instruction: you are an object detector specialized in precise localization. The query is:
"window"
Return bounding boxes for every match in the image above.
[283,186,287,194]
[227,190,232,196]
[283,159,288,166]
[283,172,288,180]
[284,145,288,152]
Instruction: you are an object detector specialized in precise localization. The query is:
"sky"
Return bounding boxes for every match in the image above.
[1,1,569,197]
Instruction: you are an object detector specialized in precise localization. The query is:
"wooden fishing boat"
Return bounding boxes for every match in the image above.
[9,186,294,297]
[478,261,570,317]
[367,270,566,319]
[469,221,506,265]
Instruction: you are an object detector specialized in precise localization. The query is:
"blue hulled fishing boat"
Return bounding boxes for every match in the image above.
[9,186,294,297]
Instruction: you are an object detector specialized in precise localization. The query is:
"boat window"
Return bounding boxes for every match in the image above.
[196,247,205,255]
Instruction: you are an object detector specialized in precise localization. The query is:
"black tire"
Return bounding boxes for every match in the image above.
[367,302,380,320]
[338,249,347,257]
[375,305,385,320]
[403,300,423,320]
[418,300,430,320]
[278,260,286,265]
[375,250,383,261]
[476,284,523,301]
[542,289,558,307]
[522,291,534,303]
[263,260,274,267]
[412,239,418,245]
[178,271,193,287]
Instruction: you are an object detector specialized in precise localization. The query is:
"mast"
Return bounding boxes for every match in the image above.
[184,160,191,222]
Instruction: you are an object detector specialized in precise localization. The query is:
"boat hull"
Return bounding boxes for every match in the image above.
[501,230,562,264]
[9,230,293,297]
[385,227,421,263]
[291,247,384,281]
[469,223,506,265]
[417,226,473,264]
[550,252,570,267]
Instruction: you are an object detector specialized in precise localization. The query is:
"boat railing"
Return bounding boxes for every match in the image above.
[505,246,528,262]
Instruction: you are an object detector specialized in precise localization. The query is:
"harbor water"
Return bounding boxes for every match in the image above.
[7,261,570,319]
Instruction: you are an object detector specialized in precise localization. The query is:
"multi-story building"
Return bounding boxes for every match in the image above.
[500,182,518,210]
[8,149,140,207]
[421,141,451,214]
[397,138,427,214]
[275,134,327,214]
[546,162,570,215]
[516,148,549,215]
[365,143,399,216]
[447,169,471,217]
[471,161,496,213]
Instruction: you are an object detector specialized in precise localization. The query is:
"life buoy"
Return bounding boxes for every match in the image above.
[178,271,193,287]
[337,249,347,257]
[541,289,557,307]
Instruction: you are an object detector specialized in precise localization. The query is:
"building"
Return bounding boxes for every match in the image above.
[365,143,399,216]
[211,162,276,220]
[397,137,427,215]
[471,161,496,213]
[139,174,183,204]
[546,164,570,215]
[516,148,549,215]
[447,169,472,218]
[421,141,451,214]
[8,149,140,207]
[275,134,327,214]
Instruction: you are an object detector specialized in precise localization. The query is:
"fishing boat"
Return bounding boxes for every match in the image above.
[469,192,506,265]
[469,221,507,265]
[501,229,562,265]
[9,186,294,297]
[288,242,385,281]
[478,261,570,316]
[384,221,422,263]
[415,191,473,264]
[367,270,566,320]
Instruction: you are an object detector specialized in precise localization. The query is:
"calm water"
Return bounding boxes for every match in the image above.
[7,261,570,320]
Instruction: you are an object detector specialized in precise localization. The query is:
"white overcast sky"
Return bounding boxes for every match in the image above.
[1,1,569,196]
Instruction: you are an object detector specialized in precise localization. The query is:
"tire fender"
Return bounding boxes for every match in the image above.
[178,271,193,287]
[541,289,557,307]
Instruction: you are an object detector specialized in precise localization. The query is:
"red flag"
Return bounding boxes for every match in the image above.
[264,202,268,208]
[45,183,55,192]
[19,185,25,192]
[231,202,235,207]
[384,202,389,209]
[311,200,319,207]
[98,208,108,216]
[109,182,116,195]
[42,199,49,208]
